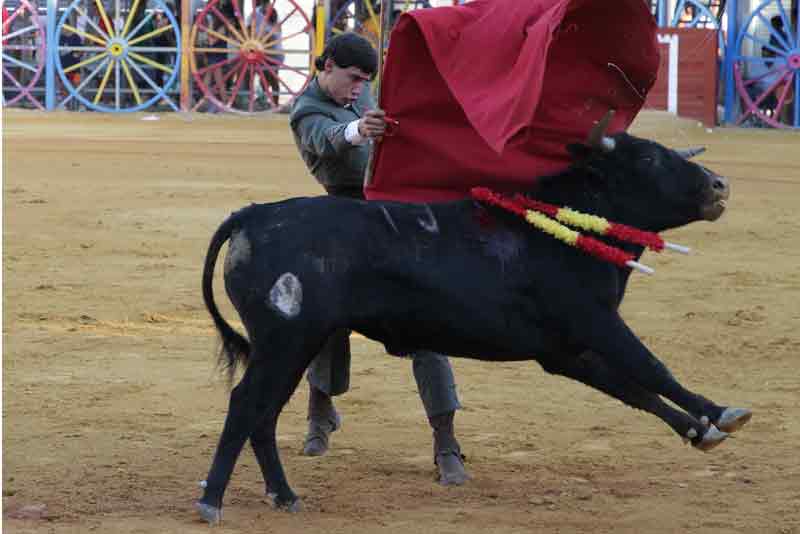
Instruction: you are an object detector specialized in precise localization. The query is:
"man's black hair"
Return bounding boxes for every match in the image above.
[314,32,378,79]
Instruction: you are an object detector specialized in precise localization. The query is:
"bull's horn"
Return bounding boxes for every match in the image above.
[676,147,707,159]
[587,110,616,152]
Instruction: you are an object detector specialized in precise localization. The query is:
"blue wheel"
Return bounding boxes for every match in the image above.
[733,0,798,128]
[671,0,726,53]
[55,0,181,112]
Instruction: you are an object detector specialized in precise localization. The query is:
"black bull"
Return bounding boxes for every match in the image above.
[195,132,751,520]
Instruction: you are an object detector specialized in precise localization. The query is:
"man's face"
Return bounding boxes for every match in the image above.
[323,59,371,106]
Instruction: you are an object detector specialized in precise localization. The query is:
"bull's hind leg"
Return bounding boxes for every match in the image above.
[248,350,318,512]
[539,351,728,450]
[196,359,271,524]
[245,329,330,512]
[197,341,318,523]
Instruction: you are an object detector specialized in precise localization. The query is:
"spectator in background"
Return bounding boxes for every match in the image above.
[152,5,177,105]
[59,12,83,109]
[203,7,229,111]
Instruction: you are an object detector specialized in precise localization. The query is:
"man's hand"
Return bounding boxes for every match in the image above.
[357,109,386,141]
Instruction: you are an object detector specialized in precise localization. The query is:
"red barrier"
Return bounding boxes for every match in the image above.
[644,28,719,127]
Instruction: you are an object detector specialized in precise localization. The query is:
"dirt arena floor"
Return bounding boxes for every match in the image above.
[2,108,799,533]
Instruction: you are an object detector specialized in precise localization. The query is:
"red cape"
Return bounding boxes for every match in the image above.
[365,0,659,202]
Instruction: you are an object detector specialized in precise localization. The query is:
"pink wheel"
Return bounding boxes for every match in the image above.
[735,61,797,129]
[189,0,313,113]
[1,0,46,109]
[733,0,798,129]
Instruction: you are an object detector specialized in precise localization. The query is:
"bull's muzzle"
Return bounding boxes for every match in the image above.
[701,173,730,221]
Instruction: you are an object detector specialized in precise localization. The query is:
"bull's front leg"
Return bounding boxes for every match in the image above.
[568,309,751,449]
[539,350,725,449]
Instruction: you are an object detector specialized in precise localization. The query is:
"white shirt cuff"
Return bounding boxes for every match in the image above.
[345,119,369,145]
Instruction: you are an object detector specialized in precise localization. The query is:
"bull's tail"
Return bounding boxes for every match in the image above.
[202,213,251,380]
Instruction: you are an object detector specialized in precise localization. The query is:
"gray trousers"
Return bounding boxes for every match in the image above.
[307,329,461,418]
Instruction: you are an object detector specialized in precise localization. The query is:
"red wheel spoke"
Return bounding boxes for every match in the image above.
[209,6,246,43]
[258,59,297,97]
[261,56,305,81]
[196,54,238,77]
[225,61,249,108]
[191,95,207,111]
[248,64,256,112]
[255,67,278,108]
[262,27,306,48]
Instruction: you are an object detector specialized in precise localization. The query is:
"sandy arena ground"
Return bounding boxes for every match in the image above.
[2,109,799,533]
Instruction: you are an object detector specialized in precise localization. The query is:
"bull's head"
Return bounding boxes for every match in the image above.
[564,111,730,232]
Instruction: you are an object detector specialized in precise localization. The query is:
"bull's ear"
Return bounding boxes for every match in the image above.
[567,143,594,162]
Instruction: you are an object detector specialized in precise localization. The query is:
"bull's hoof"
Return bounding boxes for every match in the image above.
[195,501,222,525]
[715,407,752,434]
[692,424,729,452]
[436,451,470,486]
[271,494,303,513]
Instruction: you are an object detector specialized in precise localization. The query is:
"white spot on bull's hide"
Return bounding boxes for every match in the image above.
[224,229,251,275]
[686,428,698,439]
[269,273,303,318]
[417,205,439,234]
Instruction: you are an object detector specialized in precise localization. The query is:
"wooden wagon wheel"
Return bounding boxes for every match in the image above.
[1,0,46,110]
[54,0,181,112]
[189,0,313,113]
[733,0,798,128]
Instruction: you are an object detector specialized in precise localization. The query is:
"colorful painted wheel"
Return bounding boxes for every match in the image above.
[733,0,799,128]
[55,0,181,112]
[1,0,46,110]
[327,0,431,49]
[189,0,313,113]
[671,0,726,52]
